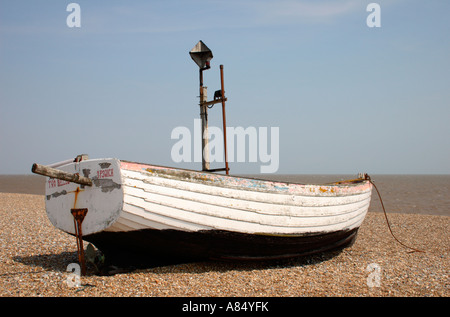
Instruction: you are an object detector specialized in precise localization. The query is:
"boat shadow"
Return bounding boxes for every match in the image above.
[12,248,345,277]
[131,248,347,275]
[12,251,80,274]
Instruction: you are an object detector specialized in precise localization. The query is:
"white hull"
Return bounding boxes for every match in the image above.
[43,158,372,262]
[114,164,371,236]
[44,159,372,236]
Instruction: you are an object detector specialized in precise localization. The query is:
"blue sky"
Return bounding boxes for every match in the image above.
[1,0,449,175]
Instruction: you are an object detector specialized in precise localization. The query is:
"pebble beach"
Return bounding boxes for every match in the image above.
[0,190,448,298]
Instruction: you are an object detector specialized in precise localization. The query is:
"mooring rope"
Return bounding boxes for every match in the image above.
[365,174,425,253]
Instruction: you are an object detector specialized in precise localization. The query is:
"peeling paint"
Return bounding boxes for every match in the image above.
[92,177,121,193]
[82,169,91,178]
[46,190,68,200]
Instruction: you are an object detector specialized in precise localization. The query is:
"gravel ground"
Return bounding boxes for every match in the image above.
[0,193,448,297]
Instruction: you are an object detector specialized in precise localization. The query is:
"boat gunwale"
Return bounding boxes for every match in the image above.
[119,160,371,196]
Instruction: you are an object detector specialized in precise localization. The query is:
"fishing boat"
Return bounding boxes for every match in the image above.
[32,157,372,267]
[31,41,373,269]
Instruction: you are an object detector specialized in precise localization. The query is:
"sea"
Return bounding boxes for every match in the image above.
[0,174,448,216]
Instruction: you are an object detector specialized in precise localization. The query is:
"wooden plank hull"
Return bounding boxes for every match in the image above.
[44,159,372,264]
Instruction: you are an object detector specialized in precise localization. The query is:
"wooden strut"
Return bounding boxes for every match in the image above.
[71,208,88,276]
[31,163,92,187]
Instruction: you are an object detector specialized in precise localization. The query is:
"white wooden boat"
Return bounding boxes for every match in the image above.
[36,156,372,266]
[31,43,374,268]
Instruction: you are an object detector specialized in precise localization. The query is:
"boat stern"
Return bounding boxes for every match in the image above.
[44,158,123,236]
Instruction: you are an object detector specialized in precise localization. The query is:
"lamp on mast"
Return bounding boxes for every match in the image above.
[189,41,229,175]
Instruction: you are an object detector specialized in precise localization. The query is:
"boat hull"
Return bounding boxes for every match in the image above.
[84,227,359,267]
[43,158,372,264]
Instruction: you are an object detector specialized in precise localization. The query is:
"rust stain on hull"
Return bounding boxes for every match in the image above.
[73,186,82,209]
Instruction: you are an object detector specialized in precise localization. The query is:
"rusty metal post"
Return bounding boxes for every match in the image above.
[71,208,88,276]
[220,65,229,175]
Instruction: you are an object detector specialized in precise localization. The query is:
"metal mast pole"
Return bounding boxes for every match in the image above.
[199,68,209,171]
[220,65,229,175]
